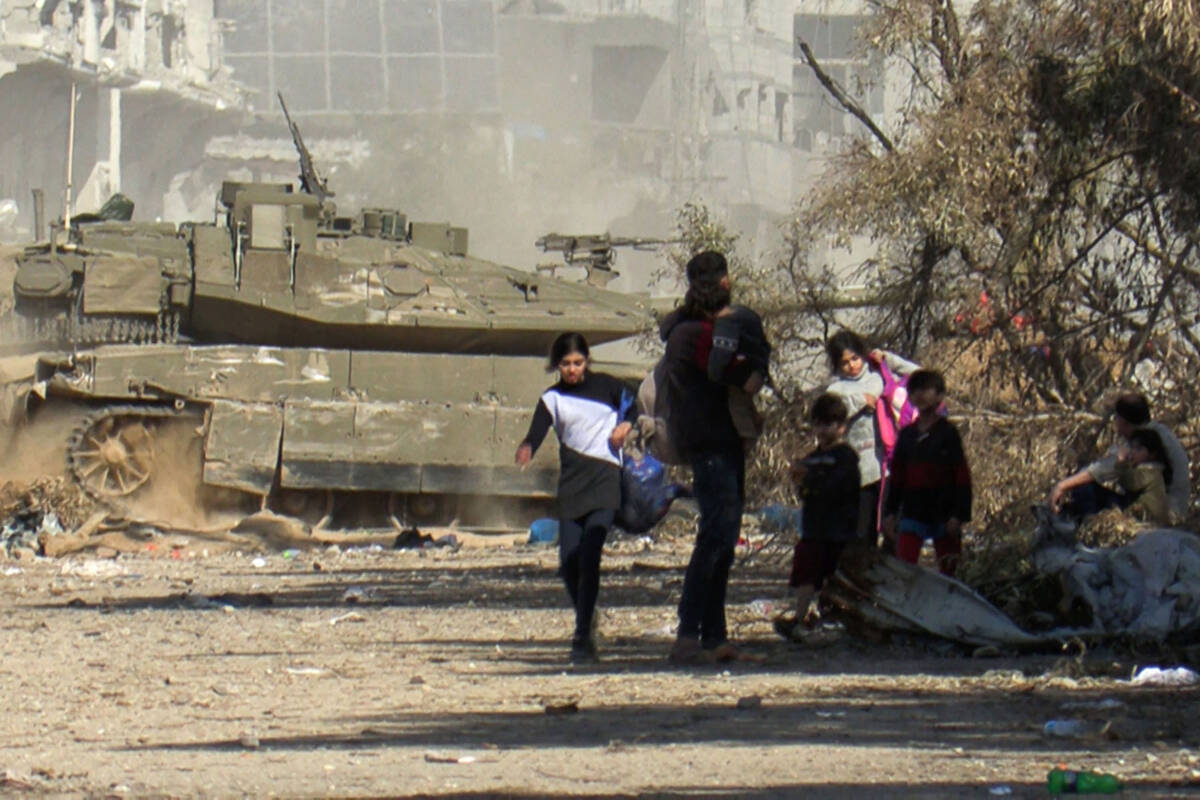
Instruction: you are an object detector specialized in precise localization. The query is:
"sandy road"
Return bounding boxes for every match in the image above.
[0,538,1197,798]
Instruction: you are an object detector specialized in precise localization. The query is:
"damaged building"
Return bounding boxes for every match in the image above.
[207,0,883,283]
[1,0,885,287]
[0,0,244,236]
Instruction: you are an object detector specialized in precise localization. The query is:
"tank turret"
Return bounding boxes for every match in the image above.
[4,96,654,531]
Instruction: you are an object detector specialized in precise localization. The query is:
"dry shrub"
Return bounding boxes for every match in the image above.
[1076,508,1146,549]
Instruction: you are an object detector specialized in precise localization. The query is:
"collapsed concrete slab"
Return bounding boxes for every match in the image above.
[824,519,1200,648]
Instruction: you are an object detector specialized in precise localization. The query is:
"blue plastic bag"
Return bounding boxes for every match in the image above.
[616,451,688,534]
[757,503,803,533]
[528,517,559,544]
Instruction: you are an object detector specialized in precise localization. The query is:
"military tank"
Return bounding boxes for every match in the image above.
[4,98,653,530]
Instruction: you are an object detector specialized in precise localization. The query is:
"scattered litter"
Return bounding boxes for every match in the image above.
[748,599,776,618]
[756,503,802,532]
[250,557,267,568]
[0,770,36,790]
[1062,698,1125,710]
[424,752,478,764]
[1130,666,1200,687]
[988,785,1012,796]
[238,733,260,750]
[59,560,127,578]
[329,612,366,626]
[816,710,847,719]
[528,518,558,545]
[284,666,327,676]
[184,593,215,609]
[543,699,579,715]
[394,527,458,550]
[735,695,762,710]
[3,567,22,576]
[1,508,61,555]
[1043,719,1091,738]
[341,586,381,604]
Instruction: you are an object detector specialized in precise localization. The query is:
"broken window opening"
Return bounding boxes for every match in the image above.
[591,45,669,125]
[40,0,64,27]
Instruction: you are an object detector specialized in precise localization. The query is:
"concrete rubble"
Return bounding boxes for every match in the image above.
[826,511,1200,648]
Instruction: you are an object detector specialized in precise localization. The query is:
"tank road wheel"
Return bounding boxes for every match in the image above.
[271,489,335,531]
[388,493,456,530]
[70,416,155,498]
[67,404,191,508]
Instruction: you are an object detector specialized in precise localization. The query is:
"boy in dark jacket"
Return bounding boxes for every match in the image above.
[776,393,859,639]
[882,370,971,577]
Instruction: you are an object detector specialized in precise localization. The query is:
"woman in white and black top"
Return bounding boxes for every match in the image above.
[516,332,636,663]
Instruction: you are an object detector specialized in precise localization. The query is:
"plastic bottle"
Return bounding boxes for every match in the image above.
[1046,768,1123,794]
[1042,719,1088,738]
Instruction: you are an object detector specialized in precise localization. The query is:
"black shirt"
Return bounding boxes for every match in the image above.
[796,442,860,541]
[661,314,741,461]
[521,372,636,520]
[883,416,972,524]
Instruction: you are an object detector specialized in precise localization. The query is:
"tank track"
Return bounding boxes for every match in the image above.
[66,403,194,513]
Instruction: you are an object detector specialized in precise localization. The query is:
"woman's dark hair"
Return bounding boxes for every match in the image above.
[1129,427,1173,487]
[1114,392,1151,426]
[811,392,849,425]
[548,332,589,371]
[826,330,868,371]
[679,281,731,320]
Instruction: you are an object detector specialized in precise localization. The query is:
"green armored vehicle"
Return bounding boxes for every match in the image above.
[5,101,651,530]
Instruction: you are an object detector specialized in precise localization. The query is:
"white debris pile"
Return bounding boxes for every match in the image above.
[1034,527,1200,639]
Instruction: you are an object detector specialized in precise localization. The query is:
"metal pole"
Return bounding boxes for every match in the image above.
[31,189,45,242]
[108,88,121,193]
[64,80,77,233]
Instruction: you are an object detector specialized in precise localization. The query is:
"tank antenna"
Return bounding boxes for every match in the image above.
[63,80,77,244]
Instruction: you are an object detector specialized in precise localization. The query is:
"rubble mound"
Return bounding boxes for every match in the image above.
[0,476,97,556]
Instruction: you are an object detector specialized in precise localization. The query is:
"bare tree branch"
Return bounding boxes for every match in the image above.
[797,40,896,152]
[929,0,963,83]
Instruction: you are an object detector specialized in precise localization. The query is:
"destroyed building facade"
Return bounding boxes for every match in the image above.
[207,0,884,282]
[1,0,886,284]
[0,0,244,236]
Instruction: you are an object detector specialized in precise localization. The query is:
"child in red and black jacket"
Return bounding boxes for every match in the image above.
[881,370,971,577]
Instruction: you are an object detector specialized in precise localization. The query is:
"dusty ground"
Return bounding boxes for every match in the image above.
[0,533,1199,799]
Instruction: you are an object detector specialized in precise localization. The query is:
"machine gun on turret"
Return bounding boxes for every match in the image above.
[535,233,679,287]
[278,92,335,211]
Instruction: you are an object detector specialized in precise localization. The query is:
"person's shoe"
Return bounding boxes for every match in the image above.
[569,637,597,664]
[667,636,710,666]
[772,614,801,641]
[706,641,766,664]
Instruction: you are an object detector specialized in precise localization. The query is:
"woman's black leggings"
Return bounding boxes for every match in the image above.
[559,508,613,642]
